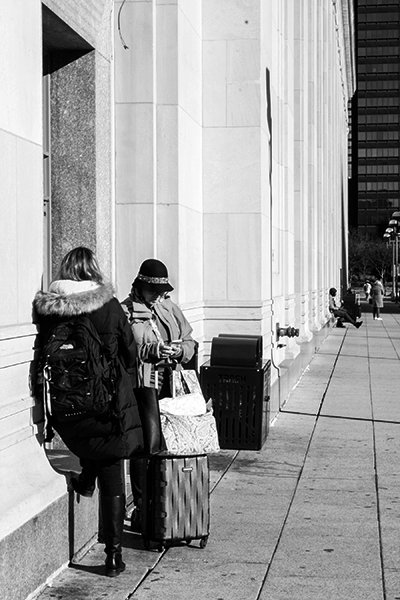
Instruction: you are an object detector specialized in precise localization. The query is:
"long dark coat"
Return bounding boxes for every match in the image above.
[33,281,144,460]
[370,280,384,309]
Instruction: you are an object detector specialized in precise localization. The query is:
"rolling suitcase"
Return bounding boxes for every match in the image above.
[142,453,210,552]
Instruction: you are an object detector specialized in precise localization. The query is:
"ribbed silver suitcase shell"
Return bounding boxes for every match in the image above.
[142,454,210,551]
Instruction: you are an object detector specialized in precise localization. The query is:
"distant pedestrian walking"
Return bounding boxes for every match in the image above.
[329,288,363,328]
[371,278,384,320]
[363,280,371,300]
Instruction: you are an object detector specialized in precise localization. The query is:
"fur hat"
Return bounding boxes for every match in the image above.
[132,259,173,293]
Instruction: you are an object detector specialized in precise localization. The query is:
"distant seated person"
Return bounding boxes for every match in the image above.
[329,288,363,329]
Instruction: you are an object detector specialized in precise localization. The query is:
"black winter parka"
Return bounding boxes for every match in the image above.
[33,281,144,460]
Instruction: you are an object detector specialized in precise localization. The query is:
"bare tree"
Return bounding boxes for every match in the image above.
[348,229,370,282]
[348,229,392,284]
[367,238,392,284]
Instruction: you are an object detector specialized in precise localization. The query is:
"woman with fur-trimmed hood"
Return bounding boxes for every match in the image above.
[34,246,143,578]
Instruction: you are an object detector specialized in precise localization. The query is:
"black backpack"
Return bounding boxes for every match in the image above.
[41,316,114,422]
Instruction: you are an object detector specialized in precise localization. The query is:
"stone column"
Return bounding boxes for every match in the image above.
[203,0,265,354]
[115,1,203,344]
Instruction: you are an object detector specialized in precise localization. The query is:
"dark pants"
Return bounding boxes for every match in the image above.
[332,308,356,326]
[129,457,145,505]
[373,305,381,319]
[80,457,124,497]
[129,381,168,506]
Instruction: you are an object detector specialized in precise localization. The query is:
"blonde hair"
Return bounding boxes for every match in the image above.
[57,247,103,284]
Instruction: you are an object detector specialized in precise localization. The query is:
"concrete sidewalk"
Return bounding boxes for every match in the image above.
[33,300,400,600]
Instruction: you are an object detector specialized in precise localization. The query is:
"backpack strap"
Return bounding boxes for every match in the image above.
[42,363,55,443]
[76,315,104,345]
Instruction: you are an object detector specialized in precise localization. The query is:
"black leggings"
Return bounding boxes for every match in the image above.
[80,457,124,496]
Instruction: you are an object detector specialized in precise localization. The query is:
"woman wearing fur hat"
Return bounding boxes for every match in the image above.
[121,258,196,531]
[33,246,143,578]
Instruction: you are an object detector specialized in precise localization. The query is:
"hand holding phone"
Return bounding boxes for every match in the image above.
[160,343,174,358]
[169,340,183,356]
[160,340,183,359]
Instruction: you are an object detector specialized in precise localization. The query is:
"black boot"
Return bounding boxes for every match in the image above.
[100,495,126,577]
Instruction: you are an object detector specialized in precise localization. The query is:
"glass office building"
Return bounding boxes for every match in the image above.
[350,0,400,236]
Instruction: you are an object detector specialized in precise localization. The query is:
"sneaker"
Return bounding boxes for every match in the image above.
[376,317,382,321]
[355,321,363,329]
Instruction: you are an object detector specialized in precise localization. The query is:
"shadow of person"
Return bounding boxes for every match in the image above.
[69,562,105,576]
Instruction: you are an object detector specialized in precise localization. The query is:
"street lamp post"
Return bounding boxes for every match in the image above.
[385,211,400,302]
[384,228,396,299]
[392,212,400,302]
[396,234,399,301]
[389,222,399,302]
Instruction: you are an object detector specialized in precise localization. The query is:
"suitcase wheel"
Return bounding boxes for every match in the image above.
[200,536,208,549]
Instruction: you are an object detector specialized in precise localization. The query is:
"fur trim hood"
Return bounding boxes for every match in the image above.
[34,281,115,318]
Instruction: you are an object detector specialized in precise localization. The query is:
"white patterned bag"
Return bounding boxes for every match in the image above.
[160,400,220,455]
[159,391,207,416]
